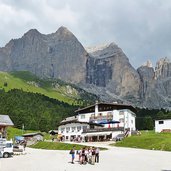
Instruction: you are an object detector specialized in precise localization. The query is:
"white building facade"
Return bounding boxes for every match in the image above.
[58,122,90,141]
[58,102,136,142]
[155,119,171,132]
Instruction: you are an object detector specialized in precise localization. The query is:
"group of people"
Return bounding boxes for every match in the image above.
[70,146,100,165]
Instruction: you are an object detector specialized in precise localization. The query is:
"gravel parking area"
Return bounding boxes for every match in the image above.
[0,143,171,171]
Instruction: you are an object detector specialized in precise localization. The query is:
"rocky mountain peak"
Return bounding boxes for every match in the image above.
[0,26,171,109]
[86,42,124,59]
[23,29,41,37]
[142,60,153,68]
[54,26,76,40]
[155,57,171,79]
[56,26,69,32]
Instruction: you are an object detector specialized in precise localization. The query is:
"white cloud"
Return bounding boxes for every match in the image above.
[0,0,171,68]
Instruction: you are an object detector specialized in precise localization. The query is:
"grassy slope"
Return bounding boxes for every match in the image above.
[30,141,88,150]
[112,131,171,151]
[7,127,38,140]
[30,141,107,150]
[0,71,80,104]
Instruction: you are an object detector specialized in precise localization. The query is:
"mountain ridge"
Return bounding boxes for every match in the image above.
[0,27,170,109]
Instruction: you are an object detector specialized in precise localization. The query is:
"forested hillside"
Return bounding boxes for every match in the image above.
[0,71,98,105]
[0,88,170,132]
[0,89,79,132]
[0,71,98,132]
[136,108,171,130]
[0,72,170,132]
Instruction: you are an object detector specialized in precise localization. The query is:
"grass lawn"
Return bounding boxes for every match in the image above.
[7,127,40,140]
[111,131,171,151]
[30,141,107,151]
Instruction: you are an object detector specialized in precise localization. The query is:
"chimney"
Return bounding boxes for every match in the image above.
[95,101,98,116]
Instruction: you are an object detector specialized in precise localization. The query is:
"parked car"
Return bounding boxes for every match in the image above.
[13,144,23,153]
[0,139,13,158]
[115,134,124,141]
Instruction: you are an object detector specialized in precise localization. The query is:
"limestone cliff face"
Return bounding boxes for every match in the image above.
[0,27,88,83]
[86,43,141,101]
[155,58,171,79]
[0,27,171,108]
[155,58,171,107]
[137,58,171,108]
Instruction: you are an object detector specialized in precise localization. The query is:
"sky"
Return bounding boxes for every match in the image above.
[0,0,171,68]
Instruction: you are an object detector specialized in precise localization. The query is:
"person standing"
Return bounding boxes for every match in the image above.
[70,146,75,164]
[88,147,92,164]
[85,147,89,164]
[95,147,100,163]
[91,147,96,165]
[23,140,27,151]
[81,147,86,164]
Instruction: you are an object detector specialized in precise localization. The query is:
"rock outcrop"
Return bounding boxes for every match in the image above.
[0,27,171,108]
[86,43,141,102]
[0,26,88,84]
[137,57,171,108]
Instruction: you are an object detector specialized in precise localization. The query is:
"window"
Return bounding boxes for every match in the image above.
[66,127,70,133]
[77,126,81,132]
[66,136,69,140]
[159,121,164,124]
[72,127,76,132]
[81,115,85,119]
[119,118,124,123]
[119,111,124,115]
[107,112,113,120]
[61,128,65,133]
[83,126,87,130]
[6,143,12,148]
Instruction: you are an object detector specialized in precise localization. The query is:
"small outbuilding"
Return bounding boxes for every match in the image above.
[155,119,171,132]
[22,133,44,141]
[0,115,14,138]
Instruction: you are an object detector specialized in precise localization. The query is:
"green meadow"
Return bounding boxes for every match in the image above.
[112,131,171,151]
[0,71,81,104]
[7,127,39,140]
[30,141,107,151]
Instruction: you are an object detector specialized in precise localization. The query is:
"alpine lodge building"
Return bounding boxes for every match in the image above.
[58,102,136,142]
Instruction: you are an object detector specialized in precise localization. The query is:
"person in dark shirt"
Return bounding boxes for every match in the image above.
[95,147,100,163]
[70,146,75,164]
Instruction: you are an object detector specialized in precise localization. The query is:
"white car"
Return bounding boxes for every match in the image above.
[0,139,13,158]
